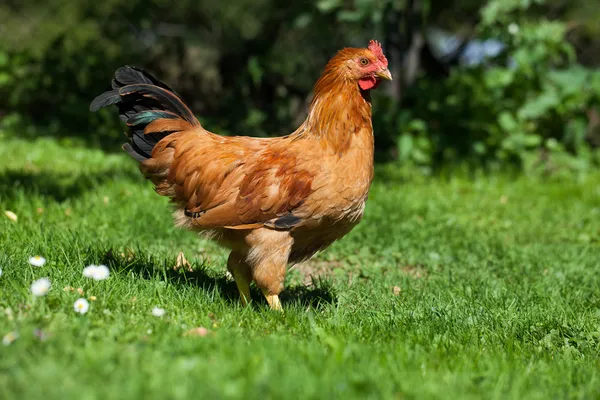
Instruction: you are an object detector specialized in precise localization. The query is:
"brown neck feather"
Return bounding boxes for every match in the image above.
[300,62,373,155]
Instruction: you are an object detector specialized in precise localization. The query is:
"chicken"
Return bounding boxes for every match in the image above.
[90,40,391,309]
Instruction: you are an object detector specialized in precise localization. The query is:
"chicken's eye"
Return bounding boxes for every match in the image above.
[360,58,369,66]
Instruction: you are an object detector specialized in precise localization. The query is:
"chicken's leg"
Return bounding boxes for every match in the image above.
[227,252,252,306]
[244,229,292,311]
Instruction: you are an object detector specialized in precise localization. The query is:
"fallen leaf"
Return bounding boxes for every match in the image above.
[120,248,135,261]
[174,251,193,272]
[500,195,508,204]
[36,208,44,214]
[401,265,427,279]
[4,211,17,222]
[76,288,84,295]
[184,327,210,337]
[392,285,401,296]
[65,208,72,216]
[103,196,109,204]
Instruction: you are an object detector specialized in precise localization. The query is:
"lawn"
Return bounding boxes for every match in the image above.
[1,134,599,399]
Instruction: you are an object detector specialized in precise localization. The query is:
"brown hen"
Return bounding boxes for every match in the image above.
[90,40,392,309]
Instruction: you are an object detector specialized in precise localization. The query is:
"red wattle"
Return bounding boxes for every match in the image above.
[359,76,377,90]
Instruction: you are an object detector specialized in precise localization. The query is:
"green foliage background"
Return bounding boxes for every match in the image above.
[0,0,599,172]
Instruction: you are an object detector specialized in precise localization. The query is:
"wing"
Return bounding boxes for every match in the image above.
[143,131,320,230]
[230,145,316,229]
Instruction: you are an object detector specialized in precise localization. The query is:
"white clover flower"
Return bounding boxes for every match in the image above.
[31,278,51,297]
[151,307,166,317]
[82,264,110,280]
[29,256,46,267]
[83,265,96,278]
[93,265,110,280]
[74,298,90,314]
[508,23,519,35]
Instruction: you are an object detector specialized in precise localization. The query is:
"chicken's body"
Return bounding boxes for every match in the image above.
[172,126,374,264]
[91,41,391,309]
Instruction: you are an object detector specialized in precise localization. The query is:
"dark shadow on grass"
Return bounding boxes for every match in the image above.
[98,248,336,310]
[0,168,141,203]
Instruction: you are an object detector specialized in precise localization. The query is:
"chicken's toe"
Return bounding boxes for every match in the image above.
[261,289,282,311]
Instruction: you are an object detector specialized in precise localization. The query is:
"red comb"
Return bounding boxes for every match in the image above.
[368,40,388,67]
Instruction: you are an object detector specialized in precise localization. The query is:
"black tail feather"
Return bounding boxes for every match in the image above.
[89,90,121,111]
[122,143,148,162]
[90,66,199,161]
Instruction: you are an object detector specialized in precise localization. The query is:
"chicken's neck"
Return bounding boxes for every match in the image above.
[299,72,373,157]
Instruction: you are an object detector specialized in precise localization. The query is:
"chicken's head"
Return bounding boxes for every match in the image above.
[343,40,392,91]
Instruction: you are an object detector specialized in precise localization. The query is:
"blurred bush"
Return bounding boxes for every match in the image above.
[0,0,599,172]
[381,0,600,173]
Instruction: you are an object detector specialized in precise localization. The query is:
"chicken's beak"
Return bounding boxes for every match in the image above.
[376,68,393,81]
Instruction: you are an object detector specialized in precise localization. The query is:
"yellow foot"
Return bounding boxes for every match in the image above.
[231,270,252,307]
[262,289,282,311]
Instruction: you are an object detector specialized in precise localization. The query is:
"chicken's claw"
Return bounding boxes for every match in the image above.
[262,289,282,311]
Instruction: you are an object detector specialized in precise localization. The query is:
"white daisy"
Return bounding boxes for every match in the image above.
[151,307,166,317]
[29,256,46,267]
[31,278,51,297]
[74,298,90,314]
[82,264,110,280]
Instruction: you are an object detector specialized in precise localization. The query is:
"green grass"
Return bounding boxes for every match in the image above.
[1,134,600,399]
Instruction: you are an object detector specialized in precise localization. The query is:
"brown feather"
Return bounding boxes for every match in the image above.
[145,119,192,134]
